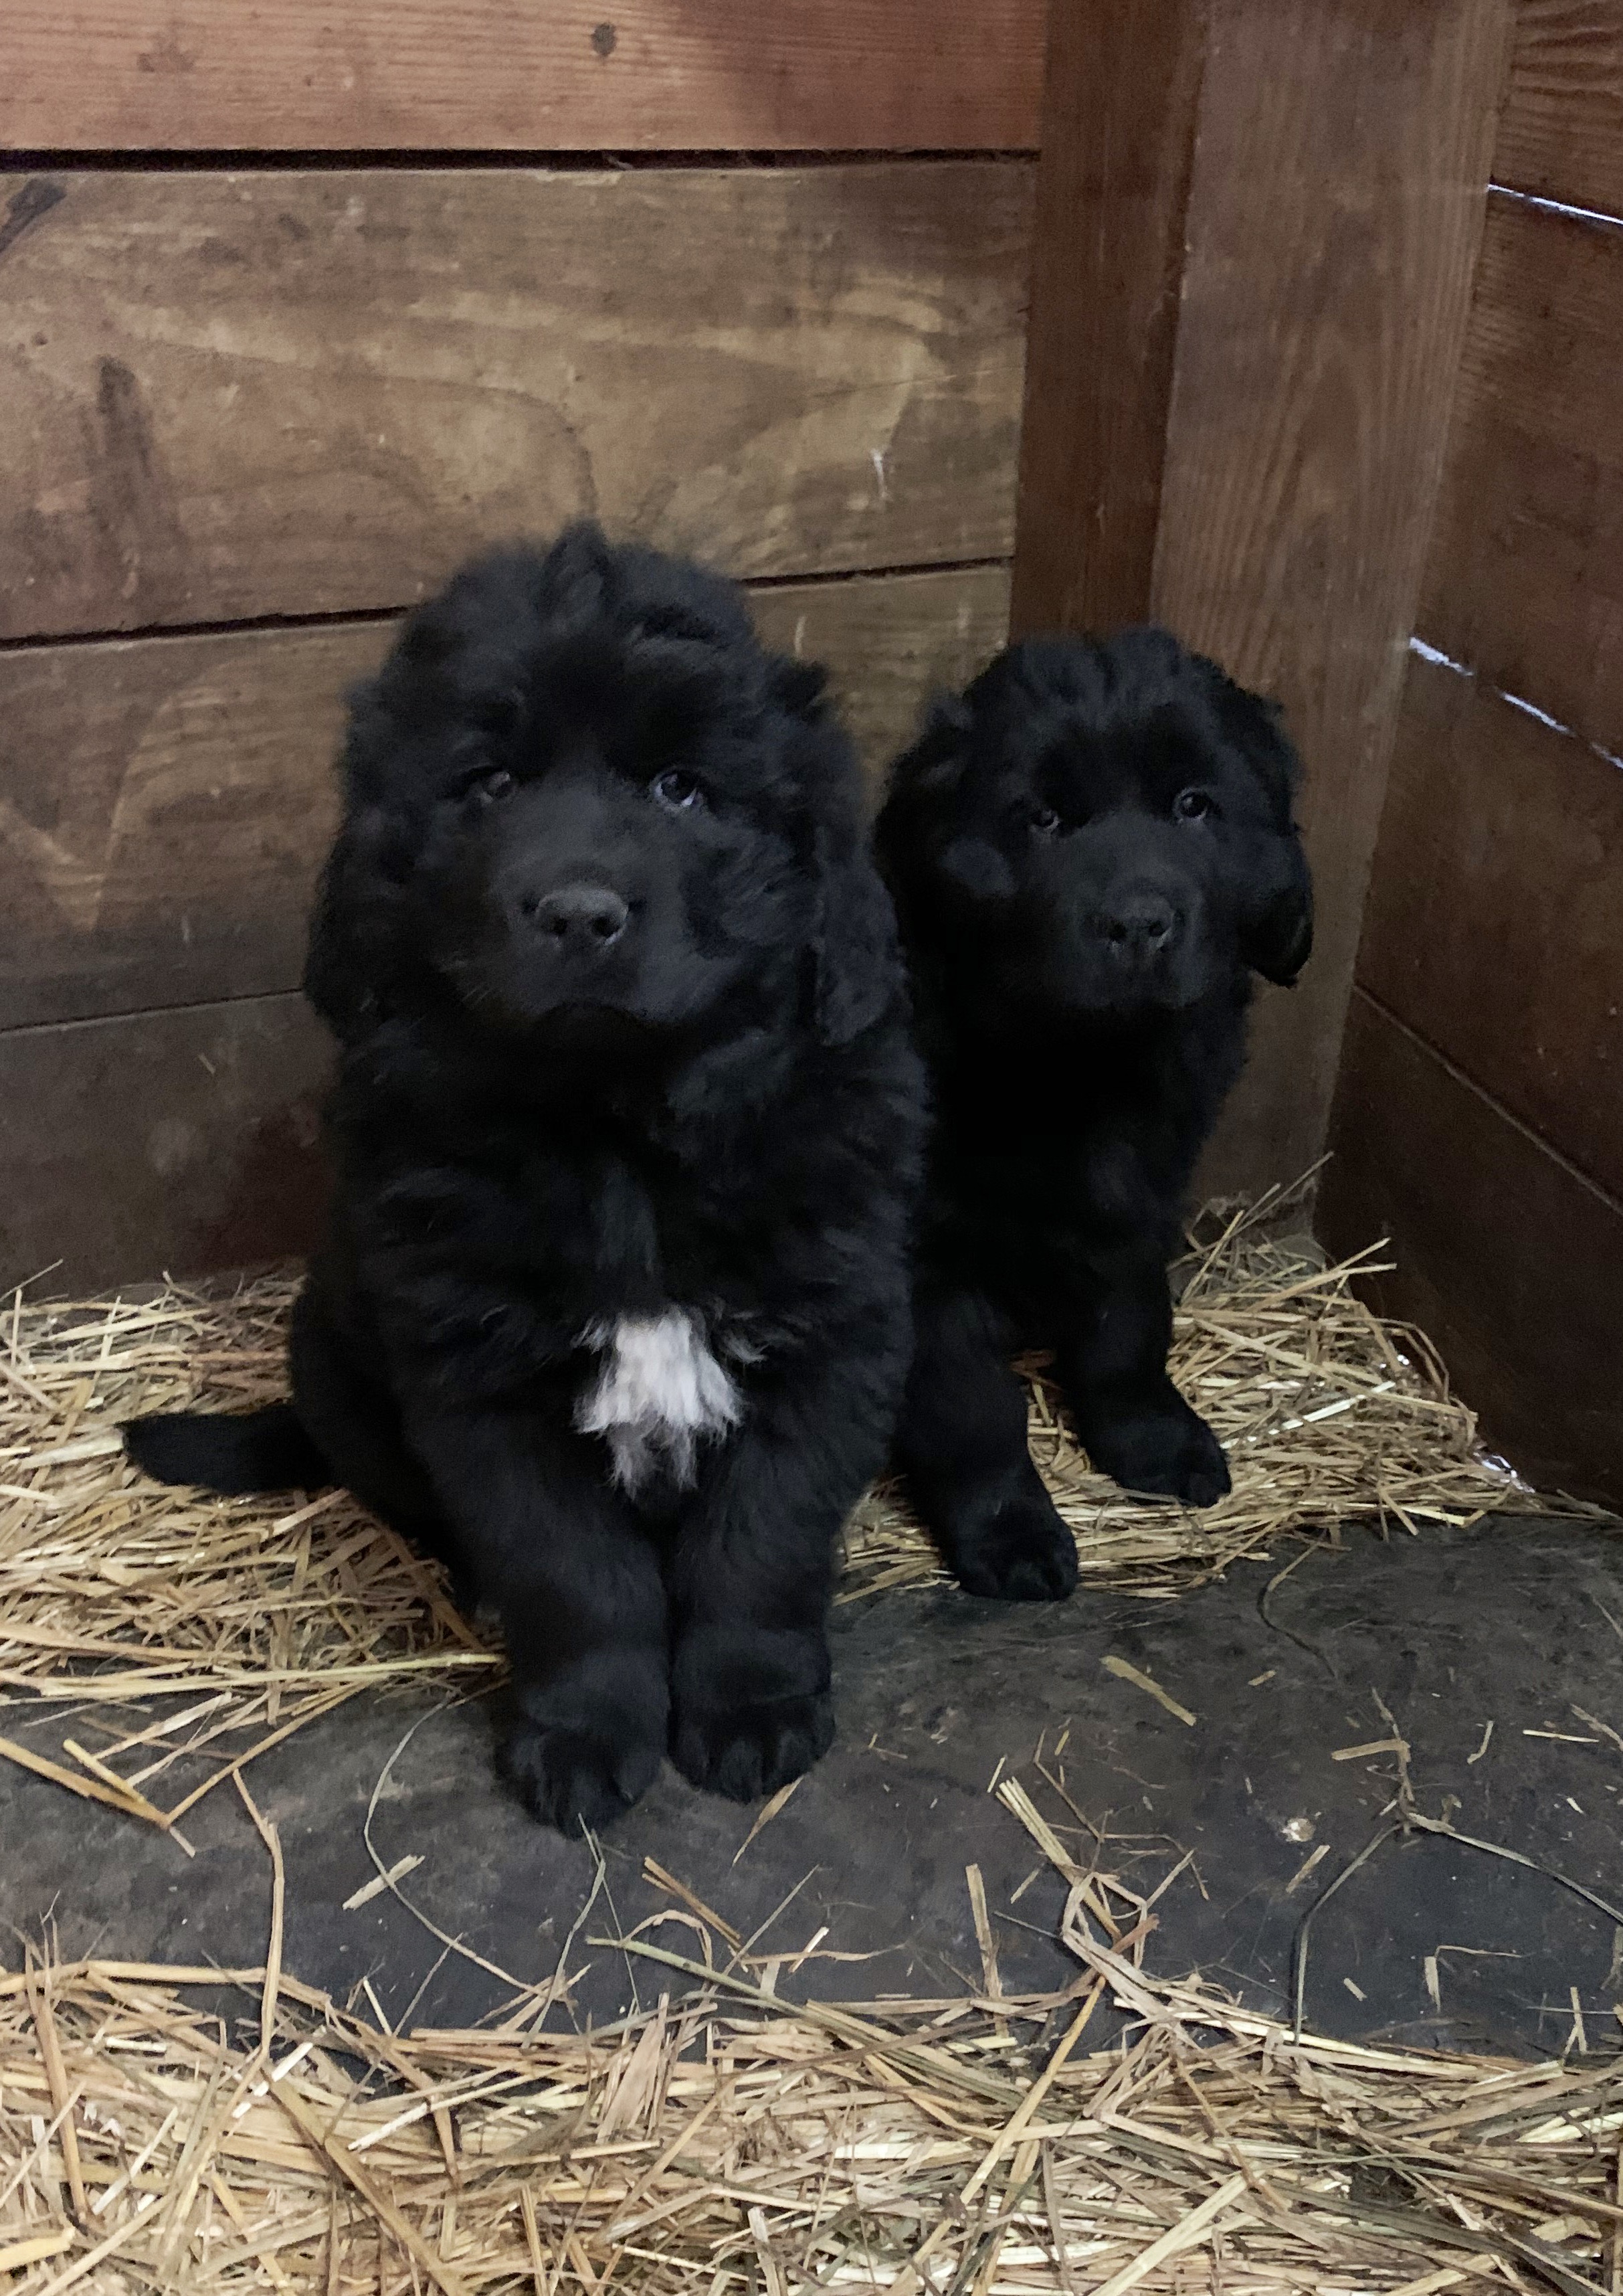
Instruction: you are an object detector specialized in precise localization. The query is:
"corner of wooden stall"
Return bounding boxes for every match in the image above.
[1012,0,1622,1506]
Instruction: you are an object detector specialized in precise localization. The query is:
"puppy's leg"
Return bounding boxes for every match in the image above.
[288,1290,458,1575]
[413,1413,668,1832]
[1058,1257,1230,1508]
[667,1357,892,1801]
[895,1284,1077,1602]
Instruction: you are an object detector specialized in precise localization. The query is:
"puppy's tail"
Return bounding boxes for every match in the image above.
[122,1403,330,1496]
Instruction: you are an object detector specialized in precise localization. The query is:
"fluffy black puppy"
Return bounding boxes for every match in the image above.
[875,628,1311,1601]
[125,526,926,1830]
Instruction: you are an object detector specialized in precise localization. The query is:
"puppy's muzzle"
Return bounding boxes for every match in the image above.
[1091,883,1185,968]
[518,881,630,954]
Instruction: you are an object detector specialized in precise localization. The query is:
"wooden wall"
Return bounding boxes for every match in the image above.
[0,9,1044,1292]
[12,0,1619,1519]
[1321,0,1623,1506]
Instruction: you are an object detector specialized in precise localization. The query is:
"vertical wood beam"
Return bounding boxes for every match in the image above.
[1012,0,1514,1199]
[1011,0,1209,636]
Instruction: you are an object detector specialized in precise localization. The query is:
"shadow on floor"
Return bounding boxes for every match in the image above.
[5,1514,1622,2059]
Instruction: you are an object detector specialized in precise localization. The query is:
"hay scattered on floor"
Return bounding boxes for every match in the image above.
[0,1276,497,1844]
[3,1864,1621,2295]
[0,1192,1589,1834]
[844,1186,1582,1604]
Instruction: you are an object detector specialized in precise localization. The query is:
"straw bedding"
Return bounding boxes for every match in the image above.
[3,1195,1616,2291]
[3,1860,1622,2295]
[0,1186,1586,1839]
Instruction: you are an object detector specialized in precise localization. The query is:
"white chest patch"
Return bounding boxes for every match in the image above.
[574,1309,743,1496]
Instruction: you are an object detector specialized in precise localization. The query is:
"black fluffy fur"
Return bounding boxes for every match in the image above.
[875,627,1311,1601]
[124,527,927,1831]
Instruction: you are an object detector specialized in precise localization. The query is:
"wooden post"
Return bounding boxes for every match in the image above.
[1011,0,1209,637]
[1012,0,1513,1199]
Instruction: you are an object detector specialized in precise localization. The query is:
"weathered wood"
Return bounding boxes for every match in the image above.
[749,567,1013,798]
[0,624,370,1033]
[0,994,330,1292]
[1010,0,1208,636]
[1321,990,1623,1509]
[1357,651,1623,1202]
[0,566,1009,1029]
[1151,0,1513,1200]
[0,165,1032,640]
[1,0,1046,155]
[1418,191,1623,760]
[1496,0,1623,216]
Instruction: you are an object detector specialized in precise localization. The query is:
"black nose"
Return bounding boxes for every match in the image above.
[1095,889,1182,960]
[520,883,630,950]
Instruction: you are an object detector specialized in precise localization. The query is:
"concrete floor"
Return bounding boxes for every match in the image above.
[5,1515,1622,2058]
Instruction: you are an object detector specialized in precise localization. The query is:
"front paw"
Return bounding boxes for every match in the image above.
[502,1708,662,1833]
[950,1486,1078,1602]
[1082,1397,1230,1509]
[673,1690,834,1801]
[671,1628,834,1801]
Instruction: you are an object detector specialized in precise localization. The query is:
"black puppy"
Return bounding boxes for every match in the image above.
[876,628,1311,1601]
[126,526,926,1830]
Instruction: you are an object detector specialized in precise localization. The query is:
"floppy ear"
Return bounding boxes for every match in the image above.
[767,656,832,723]
[1214,676,1300,829]
[811,814,903,1048]
[937,835,1016,903]
[886,693,973,806]
[874,691,975,898]
[302,804,409,1043]
[1212,675,1313,986]
[1244,835,1314,986]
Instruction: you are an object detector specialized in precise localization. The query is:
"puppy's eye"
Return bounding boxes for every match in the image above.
[1028,802,1063,838]
[463,766,514,804]
[1173,788,1218,822]
[651,768,704,812]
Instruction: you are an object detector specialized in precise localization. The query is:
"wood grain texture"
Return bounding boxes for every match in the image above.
[1355,652,1623,1201]
[1010,0,1208,636]
[1418,193,1623,760]
[0,164,1032,640]
[1496,0,1623,215]
[0,566,1010,1029]
[1,0,1046,155]
[1151,0,1513,1199]
[1321,990,1623,1508]
[0,994,330,1292]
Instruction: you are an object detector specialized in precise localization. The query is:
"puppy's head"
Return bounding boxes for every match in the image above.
[307,526,896,1057]
[878,628,1312,1022]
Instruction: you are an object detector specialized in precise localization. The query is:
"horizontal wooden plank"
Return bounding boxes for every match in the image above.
[1496,0,1623,215]
[0,994,330,1292]
[1152,0,1511,1197]
[0,164,1032,640]
[0,624,365,1032]
[0,565,1008,1030]
[1,0,1046,155]
[1321,991,1623,1508]
[1355,651,1623,1201]
[1418,191,1623,758]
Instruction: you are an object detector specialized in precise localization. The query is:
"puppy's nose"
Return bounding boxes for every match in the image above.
[520,883,630,950]
[1096,889,1182,960]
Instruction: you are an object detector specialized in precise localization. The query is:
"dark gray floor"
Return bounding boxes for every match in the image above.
[5,1516,1622,2058]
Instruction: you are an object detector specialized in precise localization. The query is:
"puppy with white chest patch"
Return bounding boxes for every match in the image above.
[124,527,927,1831]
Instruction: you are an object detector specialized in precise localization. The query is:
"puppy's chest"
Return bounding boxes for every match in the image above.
[573,1306,759,1498]
[561,1164,769,1496]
